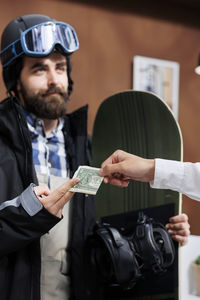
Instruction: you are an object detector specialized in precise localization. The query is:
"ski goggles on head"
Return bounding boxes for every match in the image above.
[0,21,79,68]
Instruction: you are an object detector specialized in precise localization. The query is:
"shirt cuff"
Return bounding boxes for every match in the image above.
[150,158,184,192]
[20,184,43,216]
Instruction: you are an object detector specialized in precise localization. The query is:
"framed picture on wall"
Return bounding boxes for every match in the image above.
[133,55,180,120]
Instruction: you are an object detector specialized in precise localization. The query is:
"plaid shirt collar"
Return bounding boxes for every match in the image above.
[23,109,64,138]
[23,109,68,183]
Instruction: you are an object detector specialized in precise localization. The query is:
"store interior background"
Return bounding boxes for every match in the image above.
[1,0,200,234]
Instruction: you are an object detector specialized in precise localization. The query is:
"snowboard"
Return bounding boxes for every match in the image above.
[91,90,182,300]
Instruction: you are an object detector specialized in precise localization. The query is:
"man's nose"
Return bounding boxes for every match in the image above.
[47,69,58,86]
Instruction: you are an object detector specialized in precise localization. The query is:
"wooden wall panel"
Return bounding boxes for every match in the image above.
[1,0,200,233]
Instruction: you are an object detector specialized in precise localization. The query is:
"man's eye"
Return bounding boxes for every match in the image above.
[57,65,67,72]
[31,66,45,74]
[35,68,44,73]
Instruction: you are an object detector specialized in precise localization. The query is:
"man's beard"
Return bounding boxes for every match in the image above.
[19,82,69,119]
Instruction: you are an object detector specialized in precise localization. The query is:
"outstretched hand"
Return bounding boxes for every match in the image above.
[34,178,80,218]
[99,149,155,186]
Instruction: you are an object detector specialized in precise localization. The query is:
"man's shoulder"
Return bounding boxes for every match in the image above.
[66,104,88,119]
[0,97,12,108]
[65,104,88,126]
[63,105,89,137]
[0,96,21,110]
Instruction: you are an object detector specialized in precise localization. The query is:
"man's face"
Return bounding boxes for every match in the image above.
[17,52,69,119]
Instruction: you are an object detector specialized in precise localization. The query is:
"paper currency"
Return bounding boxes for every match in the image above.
[69,165,103,195]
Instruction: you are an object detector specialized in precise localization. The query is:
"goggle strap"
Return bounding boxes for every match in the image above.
[1,40,24,67]
[14,41,23,56]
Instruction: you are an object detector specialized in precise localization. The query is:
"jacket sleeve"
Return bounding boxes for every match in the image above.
[150,158,200,201]
[0,184,60,257]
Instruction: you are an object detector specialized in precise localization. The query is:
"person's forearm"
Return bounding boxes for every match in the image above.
[151,159,200,201]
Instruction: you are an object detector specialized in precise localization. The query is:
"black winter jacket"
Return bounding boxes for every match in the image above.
[0,97,96,300]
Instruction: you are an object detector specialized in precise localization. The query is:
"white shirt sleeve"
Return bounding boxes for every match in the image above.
[150,158,200,201]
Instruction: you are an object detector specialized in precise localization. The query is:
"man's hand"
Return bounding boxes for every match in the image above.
[166,213,190,246]
[34,178,80,218]
[99,149,155,186]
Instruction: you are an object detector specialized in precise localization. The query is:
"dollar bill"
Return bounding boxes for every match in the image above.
[69,165,103,195]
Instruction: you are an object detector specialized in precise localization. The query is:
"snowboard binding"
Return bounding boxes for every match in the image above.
[88,211,175,290]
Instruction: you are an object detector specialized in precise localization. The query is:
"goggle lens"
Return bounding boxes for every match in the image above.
[23,22,79,54]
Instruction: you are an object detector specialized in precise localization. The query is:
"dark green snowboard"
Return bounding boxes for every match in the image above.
[92,91,182,300]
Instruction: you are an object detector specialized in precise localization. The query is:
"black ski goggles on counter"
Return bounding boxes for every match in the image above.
[0,21,79,67]
[87,212,175,290]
